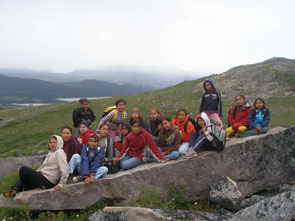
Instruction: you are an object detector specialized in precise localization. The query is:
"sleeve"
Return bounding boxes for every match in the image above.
[56,150,69,187]
[80,147,90,177]
[90,148,105,175]
[96,111,115,133]
[204,131,214,142]
[183,122,196,141]
[90,109,96,122]
[145,132,164,162]
[199,94,205,113]
[261,111,271,127]
[143,120,150,133]
[228,106,236,127]
[166,130,181,153]
[248,110,256,129]
[117,136,130,159]
[72,108,81,128]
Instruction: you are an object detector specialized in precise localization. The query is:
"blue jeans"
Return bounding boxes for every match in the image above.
[119,155,144,170]
[94,166,108,179]
[239,127,267,138]
[158,147,179,160]
[178,142,190,155]
[69,154,81,174]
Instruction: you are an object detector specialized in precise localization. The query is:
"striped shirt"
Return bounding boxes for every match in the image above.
[96,110,127,132]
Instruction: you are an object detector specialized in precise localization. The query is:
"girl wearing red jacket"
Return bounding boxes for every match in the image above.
[115,120,168,170]
[171,109,196,155]
[77,120,94,145]
[226,95,252,137]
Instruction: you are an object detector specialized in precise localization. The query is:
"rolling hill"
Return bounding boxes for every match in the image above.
[0,57,295,157]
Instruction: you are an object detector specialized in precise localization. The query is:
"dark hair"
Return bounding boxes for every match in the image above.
[99,123,110,130]
[254,98,266,108]
[160,116,171,124]
[79,120,90,128]
[115,99,126,106]
[130,119,142,127]
[121,123,131,132]
[48,136,58,150]
[79,98,89,104]
[151,109,164,117]
[177,108,188,116]
[235,95,246,100]
[61,126,72,134]
[89,134,99,142]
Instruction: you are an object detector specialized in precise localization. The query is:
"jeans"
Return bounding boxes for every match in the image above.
[190,134,207,152]
[68,154,81,174]
[178,142,190,155]
[94,166,108,179]
[158,147,179,160]
[119,155,144,170]
[239,127,267,138]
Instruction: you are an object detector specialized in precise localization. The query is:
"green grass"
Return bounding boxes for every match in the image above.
[0,76,295,157]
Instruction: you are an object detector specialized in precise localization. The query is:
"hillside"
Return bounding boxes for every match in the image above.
[0,57,295,157]
[0,75,154,104]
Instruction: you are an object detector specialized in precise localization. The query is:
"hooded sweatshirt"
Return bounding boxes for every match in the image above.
[228,102,252,130]
[80,145,105,177]
[63,136,81,162]
[199,79,223,117]
[157,126,181,153]
[196,112,213,142]
[117,128,164,162]
[172,115,196,143]
[37,135,69,187]
[248,107,270,129]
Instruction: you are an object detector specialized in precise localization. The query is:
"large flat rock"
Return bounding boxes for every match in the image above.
[1,126,295,211]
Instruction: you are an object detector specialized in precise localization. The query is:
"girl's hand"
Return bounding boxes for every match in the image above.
[202,127,206,133]
[163,158,169,162]
[161,151,168,156]
[113,157,119,162]
[53,185,61,191]
[256,127,262,133]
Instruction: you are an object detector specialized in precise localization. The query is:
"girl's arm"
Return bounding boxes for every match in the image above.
[96,111,115,133]
[90,108,96,122]
[116,136,130,159]
[199,94,205,113]
[56,150,69,188]
[217,90,223,117]
[261,111,271,127]
[228,107,236,126]
[235,108,252,129]
[166,130,181,153]
[145,132,164,161]
[248,111,256,129]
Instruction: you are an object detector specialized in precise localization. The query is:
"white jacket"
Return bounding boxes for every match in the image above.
[37,135,69,187]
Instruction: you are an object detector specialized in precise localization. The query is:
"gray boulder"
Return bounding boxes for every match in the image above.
[239,195,266,209]
[88,207,228,221]
[0,126,295,211]
[210,176,243,211]
[230,190,295,221]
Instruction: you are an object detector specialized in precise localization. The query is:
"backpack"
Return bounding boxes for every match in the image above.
[184,117,198,134]
[101,106,127,122]
[209,123,226,152]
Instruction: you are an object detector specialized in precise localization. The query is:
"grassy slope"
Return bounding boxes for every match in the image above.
[0,77,295,157]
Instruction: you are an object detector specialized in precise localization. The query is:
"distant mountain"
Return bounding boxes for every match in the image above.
[0,75,155,104]
[0,66,202,88]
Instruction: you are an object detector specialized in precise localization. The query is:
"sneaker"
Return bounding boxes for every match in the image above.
[184,149,197,159]
[226,137,230,141]
[72,176,83,183]
[2,189,17,198]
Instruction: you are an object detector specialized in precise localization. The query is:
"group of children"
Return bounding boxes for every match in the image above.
[2,79,271,197]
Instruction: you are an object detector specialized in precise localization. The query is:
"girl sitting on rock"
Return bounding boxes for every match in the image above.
[115,120,168,170]
[3,135,69,197]
[156,117,181,160]
[239,98,270,138]
[185,112,214,158]
[172,109,196,155]
[226,95,252,138]
[98,123,118,161]
[77,120,94,145]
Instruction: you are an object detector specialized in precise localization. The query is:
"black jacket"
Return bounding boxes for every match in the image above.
[72,107,96,128]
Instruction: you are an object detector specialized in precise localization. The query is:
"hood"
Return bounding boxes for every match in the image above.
[48,135,64,152]
[238,101,251,110]
[173,115,189,127]
[203,79,215,91]
[196,112,211,127]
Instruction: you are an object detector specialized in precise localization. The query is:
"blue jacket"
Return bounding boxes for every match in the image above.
[248,108,270,129]
[199,79,223,117]
[80,145,105,177]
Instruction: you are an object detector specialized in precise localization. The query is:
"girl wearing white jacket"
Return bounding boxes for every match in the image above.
[3,135,69,198]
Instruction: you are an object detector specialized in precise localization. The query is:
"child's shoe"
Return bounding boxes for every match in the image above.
[2,189,17,198]
[184,149,197,159]
[72,176,83,183]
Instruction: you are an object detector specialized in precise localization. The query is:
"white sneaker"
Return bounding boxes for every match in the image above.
[184,148,197,159]
[72,176,83,183]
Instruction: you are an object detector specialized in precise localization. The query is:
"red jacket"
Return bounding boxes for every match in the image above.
[63,136,81,162]
[172,116,196,143]
[117,128,164,162]
[78,129,94,145]
[228,105,252,131]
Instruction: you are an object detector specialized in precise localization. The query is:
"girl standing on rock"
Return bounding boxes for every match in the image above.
[2,135,69,197]
[226,95,252,137]
[129,108,150,132]
[239,98,270,138]
[115,120,168,170]
[172,109,196,155]
[149,109,163,138]
[199,79,223,125]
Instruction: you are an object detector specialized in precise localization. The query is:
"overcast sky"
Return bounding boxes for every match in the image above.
[0,0,294,74]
